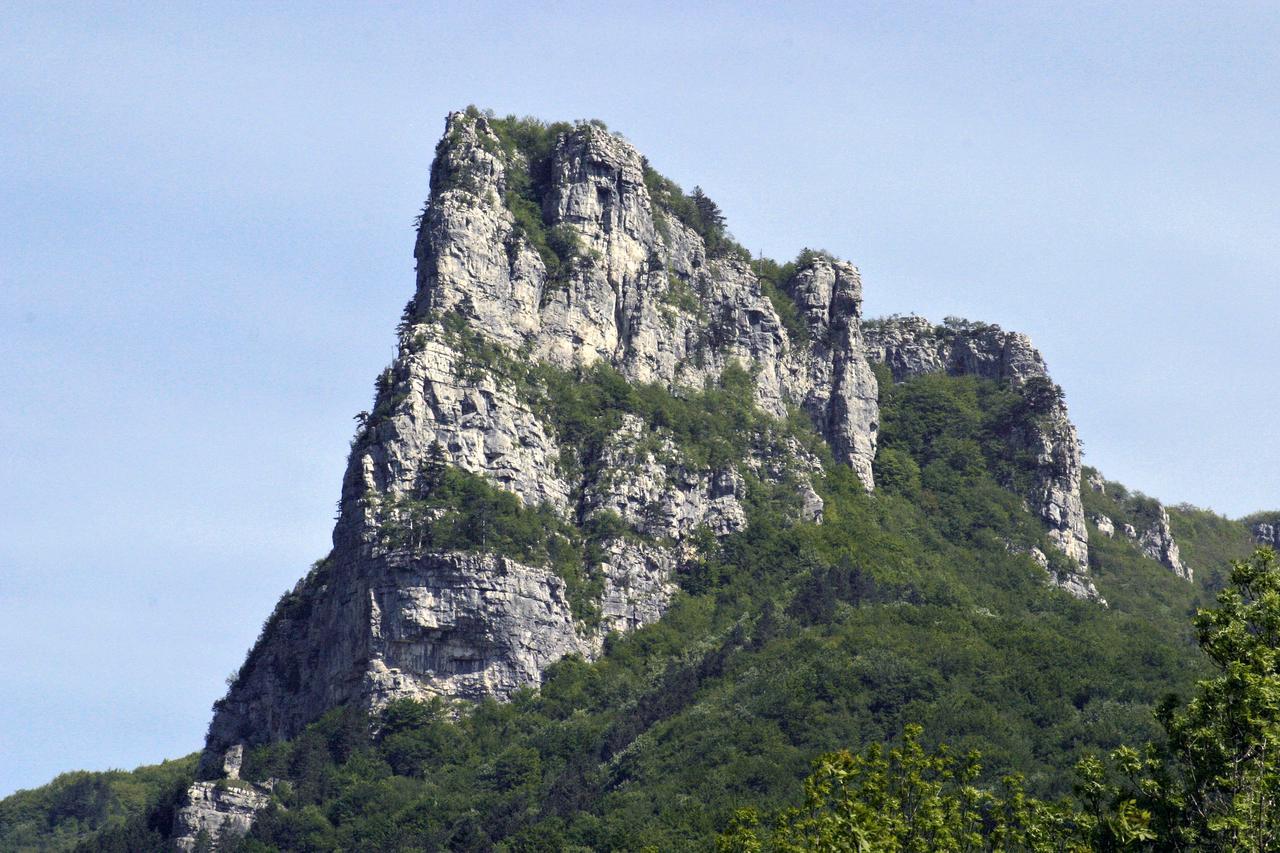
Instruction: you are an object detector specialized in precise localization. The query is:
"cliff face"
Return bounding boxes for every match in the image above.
[199,111,882,774]
[198,110,1105,783]
[863,315,1099,601]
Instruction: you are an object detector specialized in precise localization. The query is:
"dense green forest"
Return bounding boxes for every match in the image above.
[4,356,1269,852]
[0,757,195,851]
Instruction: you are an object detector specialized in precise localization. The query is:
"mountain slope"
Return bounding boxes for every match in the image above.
[66,394,1231,849]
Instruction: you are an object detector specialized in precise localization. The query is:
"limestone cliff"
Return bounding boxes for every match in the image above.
[198,111,882,779]
[863,315,1099,600]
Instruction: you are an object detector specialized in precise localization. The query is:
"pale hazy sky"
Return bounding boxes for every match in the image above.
[2,2,1277,796]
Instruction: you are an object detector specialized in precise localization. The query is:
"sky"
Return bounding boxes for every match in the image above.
[2,1,1278,797]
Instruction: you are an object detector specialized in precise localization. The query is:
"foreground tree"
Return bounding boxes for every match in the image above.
[1142,546,1280,850]
[717,725,1093,852]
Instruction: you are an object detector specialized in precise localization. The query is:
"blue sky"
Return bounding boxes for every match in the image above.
[2,2,1277,796]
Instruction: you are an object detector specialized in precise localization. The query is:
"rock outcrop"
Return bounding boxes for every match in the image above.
[172,781,271,851]
[1136,506,1190,581]
[864,315,1099,601]
[1252,519,1280,549]
[1101,491,1192,581]
[1121,504,1187,578]
[204,551,597,759]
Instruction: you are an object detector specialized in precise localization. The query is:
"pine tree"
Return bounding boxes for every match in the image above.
[691,185,726,243]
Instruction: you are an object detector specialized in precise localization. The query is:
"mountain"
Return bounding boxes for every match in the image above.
[201,109,1109,774]
[3,108,1273,851]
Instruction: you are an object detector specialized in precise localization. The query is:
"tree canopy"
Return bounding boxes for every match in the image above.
[719,547,1280,852]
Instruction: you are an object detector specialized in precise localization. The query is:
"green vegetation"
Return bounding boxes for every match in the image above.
[721,547,1280,851]
[1167,503,1258,593]
[14,354,1271,851]
[877,372,1053,514]
[0,756,195,851]
[369,365,407,422]
[717,724,1088,851]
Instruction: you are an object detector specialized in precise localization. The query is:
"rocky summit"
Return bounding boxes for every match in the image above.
[156,108,1215,847]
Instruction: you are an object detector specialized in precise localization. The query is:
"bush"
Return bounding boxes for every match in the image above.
[374,463,601,622]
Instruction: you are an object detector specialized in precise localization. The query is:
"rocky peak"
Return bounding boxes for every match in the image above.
[401,109,879,481]
[543,124,656,265]
[786,254,862,333]
[198,110,889,789]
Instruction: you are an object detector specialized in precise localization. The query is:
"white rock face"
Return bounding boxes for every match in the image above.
[1109,498,1190,580]
[865,316,1099,601]
[1092,514,1115,538]
[1137,506,1191,581]
[197,111,881,789]
[1253,521,1279,549]
[172,781,271,851]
